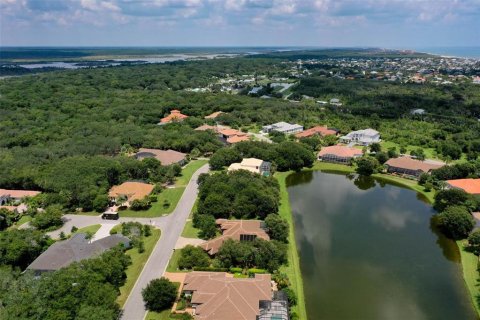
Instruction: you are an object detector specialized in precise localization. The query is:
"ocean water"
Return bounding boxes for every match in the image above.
[413,46,480,59]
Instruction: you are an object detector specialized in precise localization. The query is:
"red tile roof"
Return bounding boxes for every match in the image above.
[160,110,189,124]
[136,148,186,166]
[446,179,480,195]
[108,182,154,201]
[183,272,272,320]
[295,126,336,138]
[200,219,270,255]
[0,189,41,199]
[385,156,444,173]
[219,128,246,137]
[226,135,250,144]
[318,145,363,158]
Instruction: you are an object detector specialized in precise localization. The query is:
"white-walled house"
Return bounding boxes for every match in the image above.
[340,128,381,146]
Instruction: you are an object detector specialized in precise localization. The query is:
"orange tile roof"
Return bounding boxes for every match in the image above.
[295,126,337,138]
[226,135,250,144]
[136,148,187,166]
[446,179,480,195]
[108,182,154,201]
[219,128,246,137]
[200,219,270,255]
[205,111,224,119]
[195,124,218,132]
[183,272,272,320]
[160,110,189,124]
[385,156,444,173]
[318,145,363,158]
[0,189,41,199]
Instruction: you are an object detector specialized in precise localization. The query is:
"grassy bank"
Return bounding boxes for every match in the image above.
[117,229,161,307]
[275,172,307,320]
[72,224,101,237]
[165,250,182,273]
[457,240,480,317]
[181,199,200,239]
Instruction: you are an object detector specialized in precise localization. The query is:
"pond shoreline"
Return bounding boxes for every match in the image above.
[281,161,480,319]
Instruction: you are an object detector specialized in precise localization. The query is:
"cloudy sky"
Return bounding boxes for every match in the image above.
[1,0,479,47]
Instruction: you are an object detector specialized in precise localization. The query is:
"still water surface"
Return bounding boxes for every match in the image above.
[287,171,476,320]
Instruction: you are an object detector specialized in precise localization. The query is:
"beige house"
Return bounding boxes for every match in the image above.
[228,158,271,176]
[108,181,154,206]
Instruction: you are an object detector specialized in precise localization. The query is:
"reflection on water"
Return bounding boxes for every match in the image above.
[287,171,476,320]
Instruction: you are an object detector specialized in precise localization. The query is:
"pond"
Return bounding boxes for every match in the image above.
[287,171,476,320]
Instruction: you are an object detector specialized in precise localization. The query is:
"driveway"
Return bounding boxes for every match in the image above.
[121,163,209,320]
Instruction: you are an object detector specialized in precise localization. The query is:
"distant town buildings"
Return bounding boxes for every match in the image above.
[228,158,271,176]
[340,128,381,146]
[159,109,189,125]
[262,122,304,135]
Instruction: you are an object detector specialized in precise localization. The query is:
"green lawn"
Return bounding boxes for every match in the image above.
[17,215,32,226]
[117,228,161,307]
[457,240,480,318]
[275,172,307,320]
[72,224,101,236]
[380,141,440,161]
[175,160,208,187]
[166,249,182,272]
[145,310,171,320]
[181,199,200,239]
[119,187,185,218]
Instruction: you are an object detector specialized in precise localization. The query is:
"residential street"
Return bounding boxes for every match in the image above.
[121,163,209,320]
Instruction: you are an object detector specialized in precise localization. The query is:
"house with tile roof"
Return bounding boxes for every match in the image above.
[318,145,363,164]
[446,179,480,195]
[159,109,189,125]
[135,148,187,166]
[262,122,303,135]
[108,181,155,206]
[195,124,219,132]
[385,156,444,179]
[0,189,41,206]
[219,128,250,145]
[295,125,337,139]
[182,272,273,320]
[27,233,130,274]
[200,219,270,256]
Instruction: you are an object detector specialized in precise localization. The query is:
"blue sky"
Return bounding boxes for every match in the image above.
[1,0,479,47]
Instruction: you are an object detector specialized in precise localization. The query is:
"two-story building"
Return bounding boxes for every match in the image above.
[339,128,381,146]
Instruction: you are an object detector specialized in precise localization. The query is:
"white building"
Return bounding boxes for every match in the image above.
[340,128,381,146]
[262,122,303,135]
[228,158,271,176]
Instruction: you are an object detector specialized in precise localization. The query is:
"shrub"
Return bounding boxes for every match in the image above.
[265,214,289,243]
[437,206,475,240]
[467,230,480,255]
[130,198,151,211]
[282,287,298,306]
[142,278,178,312]
[178,245,211,270]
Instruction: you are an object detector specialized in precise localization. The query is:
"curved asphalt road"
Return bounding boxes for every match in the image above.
[121,163,209,320]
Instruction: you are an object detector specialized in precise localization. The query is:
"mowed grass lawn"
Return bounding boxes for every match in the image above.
[457,240,480,317]
[275,172,307,320]
[165,249,182,273]
[380,141,439,160]
[117,228,161,307]
[181,199,200,239]
[72,224,101,236]
[119,187,185,218]
[145,310,171,320]
[175,160,208,187]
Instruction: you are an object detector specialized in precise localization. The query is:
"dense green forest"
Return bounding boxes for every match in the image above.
[1,56,479,212]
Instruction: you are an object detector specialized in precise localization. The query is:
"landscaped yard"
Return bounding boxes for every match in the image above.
[166,249,182,273]
[181,200,200,239]
[117,229,161,307]
[119,187,185,218]
[380,141,440,161]
[175,160,208,187]
[145,310,171,320]
[72,224,101,236]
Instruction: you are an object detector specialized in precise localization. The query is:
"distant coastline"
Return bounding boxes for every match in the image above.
[411,46,480,59]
